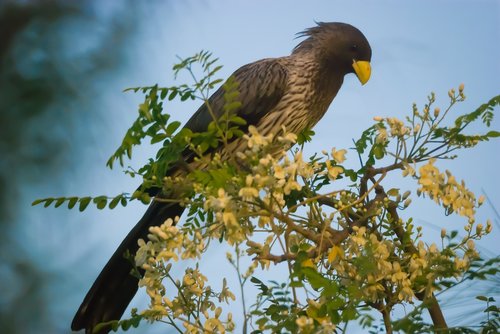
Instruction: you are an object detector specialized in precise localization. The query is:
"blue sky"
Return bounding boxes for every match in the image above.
[24,0,499,332]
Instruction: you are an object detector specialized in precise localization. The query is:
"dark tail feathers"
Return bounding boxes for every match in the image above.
[71,201,184,334]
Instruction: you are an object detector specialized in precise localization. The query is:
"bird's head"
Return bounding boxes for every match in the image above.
[293,22,372,85]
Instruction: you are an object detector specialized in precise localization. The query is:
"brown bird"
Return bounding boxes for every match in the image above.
[71,22,372,333]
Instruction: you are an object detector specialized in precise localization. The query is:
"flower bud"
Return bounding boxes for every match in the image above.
[448,89,455,99]
[413,123,421,134]
[486,220,492,233]
[373,116,383,122]
[441,228,446,239]
[215,307,222,318]
[476,224,483,236]
[434,107,440,118]
[458,83,465,92]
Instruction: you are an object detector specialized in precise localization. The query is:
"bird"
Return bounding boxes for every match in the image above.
[71,22,372,333]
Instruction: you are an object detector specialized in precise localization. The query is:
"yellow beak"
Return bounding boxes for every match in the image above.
[352,60,371,85]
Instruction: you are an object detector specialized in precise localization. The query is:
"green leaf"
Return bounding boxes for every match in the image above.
[230,116,247,126]
[486,130,500,138]
[165,121,181,136]
[208,78,223,88]
[250,277,269,295]
[160,88,168,99]
[223,101,242,113]
[484,305,499,313]
[301,267,329,290]
[150,133,167,144]
[208,65,223,77]
[344,169,358,182]
[43,198,54,208]
[32,199,46,206]
[68,197,78,209]
[109,196,121,209]
[371,143,386,160]
[168,90,178,101]
[180,92,191,101]
[79,197,91,212]
[140,193,151,205]
[342,306,357,321]
[95,198,108,210]
[297,129,315,145]
[54,197,66,208]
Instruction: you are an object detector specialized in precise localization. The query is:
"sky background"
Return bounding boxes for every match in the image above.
[1,0,499,333]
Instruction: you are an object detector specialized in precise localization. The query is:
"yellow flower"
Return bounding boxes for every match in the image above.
[296,315,313,328]
[284,179,302,194]
[331,148,347,164]
[239,187,259,200]
[328,245,344,263]
[326,160,343,180]
[301,258,316,269]
[274,164,285,179]
[376,127,388,144]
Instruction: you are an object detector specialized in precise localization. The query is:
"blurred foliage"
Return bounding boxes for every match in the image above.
[0,1,135,332]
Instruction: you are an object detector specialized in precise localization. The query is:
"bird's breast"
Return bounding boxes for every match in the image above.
[257,62,333,137]
[219,58,340,160]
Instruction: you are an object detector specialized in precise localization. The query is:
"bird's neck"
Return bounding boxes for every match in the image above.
[289,53,345,125]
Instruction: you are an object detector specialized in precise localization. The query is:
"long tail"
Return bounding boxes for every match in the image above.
[71,201,185,334]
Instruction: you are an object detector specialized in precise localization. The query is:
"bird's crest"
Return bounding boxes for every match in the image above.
[292,22,360,54]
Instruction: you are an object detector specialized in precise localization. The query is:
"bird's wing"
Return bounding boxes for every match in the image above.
[144,58,289,197]
[184,57,289,133]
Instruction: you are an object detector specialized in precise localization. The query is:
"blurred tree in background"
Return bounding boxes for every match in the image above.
[0,1,136,332]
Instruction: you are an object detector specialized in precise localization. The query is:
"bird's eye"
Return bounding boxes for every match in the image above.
[350,44,358,52]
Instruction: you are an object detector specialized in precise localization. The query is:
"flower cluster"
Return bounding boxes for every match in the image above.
[329,226,416,303]
[135,216,235,332]
[417,158,481,222]
[129,85,497,332]
[328,222,482,307]
[373,116,410,144]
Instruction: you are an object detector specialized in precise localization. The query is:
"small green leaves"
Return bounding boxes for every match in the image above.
[78,197,91,211]
[106,50,226,207]
[68,197,78,209]
[93,313,142,334]
[32,194,130,211]
[297,128,315,145]
[455,95,499,128]
[371,143,386,160]
[165,121,181,136]
[476,295,494,302]
[108,195,122,209]
[93,196,108,210]
[354,125,377,154]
